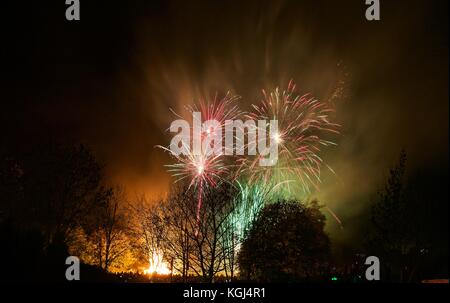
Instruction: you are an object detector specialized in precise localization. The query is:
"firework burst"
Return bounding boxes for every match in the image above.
[238,80,340,197]
[158,92,242,224]
[159,81,340,227]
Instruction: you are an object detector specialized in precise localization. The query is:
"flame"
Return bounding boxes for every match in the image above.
[143,251,171,275]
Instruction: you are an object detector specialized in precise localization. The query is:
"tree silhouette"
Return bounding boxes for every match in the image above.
[238,200,330,282]
[367,150,449,281]
[367,150,411,281]
[129,195,169,278]
[0,143,103,281]
[155,182,239,282]
[6,144,102,245]
[73,186,130,272]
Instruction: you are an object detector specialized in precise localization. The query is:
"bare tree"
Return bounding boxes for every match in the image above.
[220,213,240,280]
[220,182,269,280]
[128,195,168,276]
[83,186,129,272]
[172,182,238,282]
[129,181,245,282]
[159,185,195,281]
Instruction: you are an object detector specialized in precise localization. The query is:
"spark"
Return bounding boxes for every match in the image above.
[158,92,242,225]
[238,80,340,197]
[272,132,282,144]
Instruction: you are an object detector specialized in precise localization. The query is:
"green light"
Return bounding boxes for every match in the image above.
[331,277,338,281]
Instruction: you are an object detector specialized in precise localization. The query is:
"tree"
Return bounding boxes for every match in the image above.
[2,144,102,245]
[220,182,268,281]
[192,182,238,282]
[79,186,129,272]
[158,182,239,282]
[367,150,449,282]
[367,150,411,281]
[128,195,169,277]
[238,200,330,282]
[158,185,194,281]
[0,143,104,280]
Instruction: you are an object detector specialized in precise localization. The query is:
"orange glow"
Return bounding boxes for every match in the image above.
[143,251,171,276]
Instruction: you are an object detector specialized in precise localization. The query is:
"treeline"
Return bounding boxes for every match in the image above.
[0,144,448,283]
[0,143,332,282]
[0,143,122,281]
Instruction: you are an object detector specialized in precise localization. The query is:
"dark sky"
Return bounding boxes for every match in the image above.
[3,0,448,241]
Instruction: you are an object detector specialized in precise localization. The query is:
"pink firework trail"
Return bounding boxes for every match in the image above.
[158,92,242,226]
[238,80,340,195]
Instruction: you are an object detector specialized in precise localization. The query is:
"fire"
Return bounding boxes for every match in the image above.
[143,251,171,275]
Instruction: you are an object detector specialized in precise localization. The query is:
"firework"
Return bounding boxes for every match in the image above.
[158,92,242,223]
[226,180,288,240]
[159,81,340,226]
[238,80,340,197]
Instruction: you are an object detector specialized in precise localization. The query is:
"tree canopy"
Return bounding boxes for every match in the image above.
[238,200,330,282]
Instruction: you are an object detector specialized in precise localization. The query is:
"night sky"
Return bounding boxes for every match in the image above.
[3,0,448,243]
